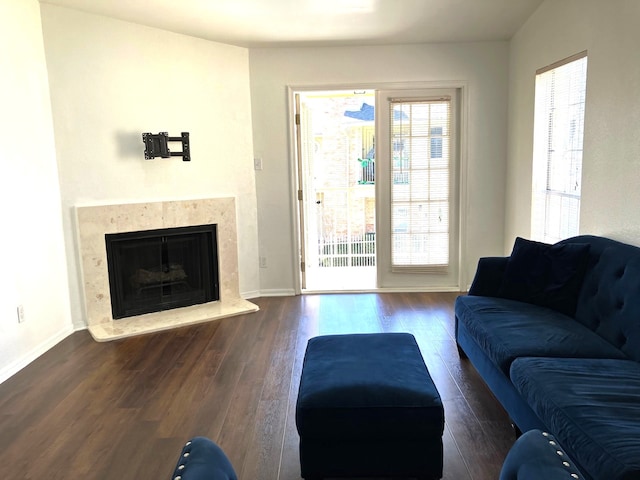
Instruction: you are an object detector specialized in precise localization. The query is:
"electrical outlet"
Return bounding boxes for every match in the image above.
[254,157,263,170]
[17,304,25,323]
[259,256,267,268]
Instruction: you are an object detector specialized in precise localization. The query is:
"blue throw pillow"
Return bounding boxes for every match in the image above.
[498,237,590,316]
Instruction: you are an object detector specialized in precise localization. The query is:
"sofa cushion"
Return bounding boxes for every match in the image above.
[562,235,640,362]
[455,296,626,375]
[468,256,509,297]
[510,357,640,480]
[499,237,590,316]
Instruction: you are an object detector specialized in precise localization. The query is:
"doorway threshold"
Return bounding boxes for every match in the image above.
[303,266,376,292]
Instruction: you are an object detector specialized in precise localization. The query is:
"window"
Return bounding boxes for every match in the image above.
[390,97,451,271]
[532,51,588,243]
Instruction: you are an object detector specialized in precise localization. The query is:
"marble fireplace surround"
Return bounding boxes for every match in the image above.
[76,197,258,342]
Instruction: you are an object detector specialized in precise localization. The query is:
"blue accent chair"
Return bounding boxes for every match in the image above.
[500,429,585,480]
[171,437,237,480]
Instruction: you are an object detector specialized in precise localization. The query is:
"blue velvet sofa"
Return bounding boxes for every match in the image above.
[455,235,640,480]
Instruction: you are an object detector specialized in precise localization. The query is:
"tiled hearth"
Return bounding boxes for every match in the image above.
[76,197,258,341]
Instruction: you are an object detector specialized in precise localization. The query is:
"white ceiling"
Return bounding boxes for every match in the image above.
[39,0,544,48]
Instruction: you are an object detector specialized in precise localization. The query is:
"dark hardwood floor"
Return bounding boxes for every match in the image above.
[0,293,515,479]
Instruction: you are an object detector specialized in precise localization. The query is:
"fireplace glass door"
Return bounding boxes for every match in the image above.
[105,224,219,319]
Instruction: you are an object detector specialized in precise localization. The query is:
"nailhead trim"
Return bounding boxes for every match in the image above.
[541,432,580,479]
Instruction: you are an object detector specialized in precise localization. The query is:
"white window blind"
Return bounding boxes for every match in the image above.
[532,51,588,243]
[390,97,451,272]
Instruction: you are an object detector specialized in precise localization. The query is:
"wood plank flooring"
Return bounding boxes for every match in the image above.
[0,293,515,479]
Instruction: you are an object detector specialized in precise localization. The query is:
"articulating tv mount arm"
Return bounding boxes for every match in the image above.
[142,132,190,161]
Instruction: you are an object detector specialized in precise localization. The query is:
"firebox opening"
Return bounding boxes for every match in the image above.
[105,224,219,319]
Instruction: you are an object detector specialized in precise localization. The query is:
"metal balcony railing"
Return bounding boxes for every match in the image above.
[318,233,376,267]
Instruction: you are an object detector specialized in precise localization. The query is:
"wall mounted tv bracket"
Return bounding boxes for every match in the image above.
[142,132,191,161]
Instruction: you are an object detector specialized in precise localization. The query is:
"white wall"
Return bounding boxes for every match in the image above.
[0,0,74,382]
[249,42,509,293]
[40,5,260,329]
[507,0,640,249]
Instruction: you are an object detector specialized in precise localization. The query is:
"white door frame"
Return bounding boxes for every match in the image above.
[287,81,469,295]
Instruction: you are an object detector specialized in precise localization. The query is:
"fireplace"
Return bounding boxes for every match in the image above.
[105,224,220,319]
[76,198,259,342]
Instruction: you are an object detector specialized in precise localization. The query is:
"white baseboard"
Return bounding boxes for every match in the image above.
[302,286,461,294]
[0,325,74,385]
[241,290,262,299]
[258,289,297,297]
[73,321,88,331]
[247,288,461,297]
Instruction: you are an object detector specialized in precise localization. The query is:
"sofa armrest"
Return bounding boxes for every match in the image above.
[468,256,509,297]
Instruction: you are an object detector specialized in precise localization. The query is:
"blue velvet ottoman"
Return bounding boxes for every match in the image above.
[295,333,444,480]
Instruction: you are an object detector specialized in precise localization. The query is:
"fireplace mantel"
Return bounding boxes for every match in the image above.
[76,197,258,341]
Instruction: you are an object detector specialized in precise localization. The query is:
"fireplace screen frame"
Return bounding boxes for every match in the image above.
[105,224,220,319]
